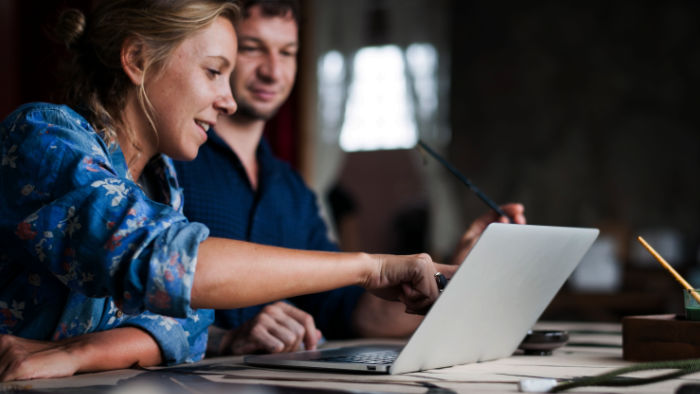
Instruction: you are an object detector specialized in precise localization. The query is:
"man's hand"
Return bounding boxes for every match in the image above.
[215,302,322,355]
[451,203,526,265]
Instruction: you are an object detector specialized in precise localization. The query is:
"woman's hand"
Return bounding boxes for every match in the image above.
[362,254,457,315]
[0,335,80,382]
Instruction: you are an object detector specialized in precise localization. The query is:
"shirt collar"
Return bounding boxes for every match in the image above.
[207,128,282,189]
[107,144,180,210]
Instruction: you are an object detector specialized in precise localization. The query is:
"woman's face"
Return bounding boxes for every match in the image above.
[146,17,238,161]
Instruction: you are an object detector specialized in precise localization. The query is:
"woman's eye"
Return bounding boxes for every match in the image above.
[207,68,221,77]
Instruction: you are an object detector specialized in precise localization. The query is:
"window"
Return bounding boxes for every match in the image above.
[319,44,439,152]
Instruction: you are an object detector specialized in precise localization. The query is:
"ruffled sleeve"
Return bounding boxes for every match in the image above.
[1,104,208,318]
[121,308,214,364]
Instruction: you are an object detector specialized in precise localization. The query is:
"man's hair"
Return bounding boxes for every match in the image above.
[240,0,300,26]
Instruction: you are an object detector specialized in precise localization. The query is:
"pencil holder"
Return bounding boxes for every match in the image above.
[683,289,700,321]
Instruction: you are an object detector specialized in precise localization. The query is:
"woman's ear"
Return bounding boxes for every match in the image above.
[121,37,146,85]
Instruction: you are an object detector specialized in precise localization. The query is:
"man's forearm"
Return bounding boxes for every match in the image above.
[206,325,235,357]
[351,293,422,338]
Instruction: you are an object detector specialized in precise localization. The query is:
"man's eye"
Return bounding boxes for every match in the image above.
[207,68,221,77]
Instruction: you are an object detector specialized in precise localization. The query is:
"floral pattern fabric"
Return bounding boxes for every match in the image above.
[0,103,213,364]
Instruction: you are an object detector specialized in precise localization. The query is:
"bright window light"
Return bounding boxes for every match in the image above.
[406,43,438,121]
[339,45,418,152]
[318,50,345,133]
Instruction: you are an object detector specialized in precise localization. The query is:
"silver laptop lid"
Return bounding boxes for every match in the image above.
[390,223,598,374]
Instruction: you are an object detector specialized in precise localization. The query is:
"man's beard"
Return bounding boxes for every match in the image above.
[234,99,279,122]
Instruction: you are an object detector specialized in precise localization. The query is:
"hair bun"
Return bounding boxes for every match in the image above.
[55,8,86,48]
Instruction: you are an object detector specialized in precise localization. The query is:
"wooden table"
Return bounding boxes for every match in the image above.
[1,322,696,393]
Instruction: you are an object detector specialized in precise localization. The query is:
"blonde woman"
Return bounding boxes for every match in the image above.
[0,0,451,381]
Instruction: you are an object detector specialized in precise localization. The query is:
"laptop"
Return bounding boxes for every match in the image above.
[245,223,599,375]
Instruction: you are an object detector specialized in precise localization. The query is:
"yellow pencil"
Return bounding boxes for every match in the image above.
[637,236,700,304]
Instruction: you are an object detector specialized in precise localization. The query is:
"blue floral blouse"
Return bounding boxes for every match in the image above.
[0,103,213,364]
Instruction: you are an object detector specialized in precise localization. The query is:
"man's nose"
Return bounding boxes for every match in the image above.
[258,53,282,82]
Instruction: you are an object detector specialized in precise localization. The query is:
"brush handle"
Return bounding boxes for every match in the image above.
[637,236,700,304]
[417,140,514,223]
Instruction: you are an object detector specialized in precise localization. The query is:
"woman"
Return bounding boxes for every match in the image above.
[0,0,459,381]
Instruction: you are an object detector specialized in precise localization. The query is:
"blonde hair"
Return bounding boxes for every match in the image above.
[55,0,240,153]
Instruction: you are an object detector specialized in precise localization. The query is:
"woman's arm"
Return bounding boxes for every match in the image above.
[0,327,161,382]
[192,238,375,309]
[192,238,449,314]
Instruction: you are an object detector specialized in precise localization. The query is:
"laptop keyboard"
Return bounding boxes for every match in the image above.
[316,350,398,365]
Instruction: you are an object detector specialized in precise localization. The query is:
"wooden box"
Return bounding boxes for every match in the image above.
[623,314,700,361]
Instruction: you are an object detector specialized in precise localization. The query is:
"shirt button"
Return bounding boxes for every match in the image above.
[116,310,123,318]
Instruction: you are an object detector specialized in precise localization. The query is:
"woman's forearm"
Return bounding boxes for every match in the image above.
[191,237,378,309]
[0,328,162,382]
[63,327,162,373]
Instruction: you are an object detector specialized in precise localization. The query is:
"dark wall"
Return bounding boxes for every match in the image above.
[0,1,19,118]
[450,1,700,253]
[0,1,95,119]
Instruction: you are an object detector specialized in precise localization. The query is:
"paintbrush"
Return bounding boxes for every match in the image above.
[637,236,700,304]
[417,140,514,223]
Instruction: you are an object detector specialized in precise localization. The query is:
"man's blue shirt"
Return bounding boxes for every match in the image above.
[174,130,363,339]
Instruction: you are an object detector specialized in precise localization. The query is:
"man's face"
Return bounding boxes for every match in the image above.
[231,5,298,121]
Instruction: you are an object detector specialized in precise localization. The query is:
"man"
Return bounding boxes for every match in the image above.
[174,0,525,356]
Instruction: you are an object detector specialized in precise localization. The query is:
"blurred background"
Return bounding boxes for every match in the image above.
[3,0,700,321]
